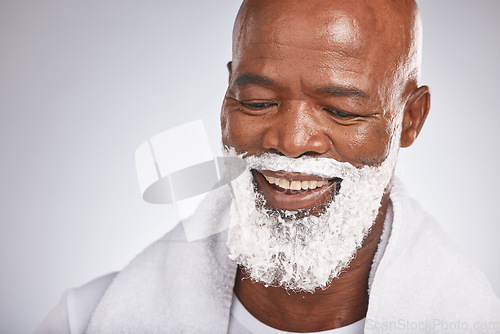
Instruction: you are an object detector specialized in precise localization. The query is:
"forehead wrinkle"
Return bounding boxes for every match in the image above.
[308,63,373,93]
[314,60,369,77]
[236,41,367,68]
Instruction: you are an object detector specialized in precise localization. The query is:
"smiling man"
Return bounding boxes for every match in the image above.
[36,0,500,333]
[219,0,499,331]
[222,0,416,302]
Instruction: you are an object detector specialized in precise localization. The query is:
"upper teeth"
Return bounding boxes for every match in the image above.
[264,175,329,190]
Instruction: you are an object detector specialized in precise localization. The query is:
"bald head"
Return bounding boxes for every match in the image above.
[232,0,423,107]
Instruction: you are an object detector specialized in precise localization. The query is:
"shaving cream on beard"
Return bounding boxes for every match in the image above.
[224,140,399,293]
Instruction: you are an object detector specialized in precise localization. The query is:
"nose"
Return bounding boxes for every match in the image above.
[261,101,330,158]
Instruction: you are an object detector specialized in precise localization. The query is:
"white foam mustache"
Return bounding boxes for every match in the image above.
[244,152,360,179]
[239,151,394,210]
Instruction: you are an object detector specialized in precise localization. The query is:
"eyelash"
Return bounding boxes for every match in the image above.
[240,101,277,110]
[322,108,358,119]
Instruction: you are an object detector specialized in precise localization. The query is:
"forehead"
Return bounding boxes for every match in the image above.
[232,3,393,99]
[236,2,375,53]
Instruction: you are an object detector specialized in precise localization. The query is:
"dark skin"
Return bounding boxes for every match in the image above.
[221,0,430,331]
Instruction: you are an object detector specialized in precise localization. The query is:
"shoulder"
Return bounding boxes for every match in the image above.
[367,180,500,323]
[35,272,117,334]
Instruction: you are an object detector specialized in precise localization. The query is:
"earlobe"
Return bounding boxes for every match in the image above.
[400,85,431,148]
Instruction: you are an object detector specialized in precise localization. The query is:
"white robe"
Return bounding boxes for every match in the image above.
[36,179,500,333]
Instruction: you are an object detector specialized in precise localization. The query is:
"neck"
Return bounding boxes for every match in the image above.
[233,191,390,332]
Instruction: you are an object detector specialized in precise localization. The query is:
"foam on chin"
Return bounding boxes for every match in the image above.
[224,133,399,293]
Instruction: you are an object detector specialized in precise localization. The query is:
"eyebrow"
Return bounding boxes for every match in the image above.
[233,73,370,100]
[315,85,370,100]
[234,73,275,87]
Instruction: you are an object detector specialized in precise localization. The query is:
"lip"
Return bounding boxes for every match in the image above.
[253,170,339,212]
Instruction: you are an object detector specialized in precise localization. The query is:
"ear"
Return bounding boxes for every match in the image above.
[227,61,233,84]
[400,85,431,148]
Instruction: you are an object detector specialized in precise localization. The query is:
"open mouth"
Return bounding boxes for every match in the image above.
[253,170,341,212]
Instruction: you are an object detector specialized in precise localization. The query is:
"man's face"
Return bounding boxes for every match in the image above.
[221,5,406,213]
[220,1,420,292]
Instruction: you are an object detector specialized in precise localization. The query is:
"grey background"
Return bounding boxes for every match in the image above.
[0,1,498,333]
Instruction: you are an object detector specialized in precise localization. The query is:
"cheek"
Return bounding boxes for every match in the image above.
[333,122,391,166]
[221,107,267,154]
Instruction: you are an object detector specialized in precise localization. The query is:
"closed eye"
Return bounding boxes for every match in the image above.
[241,101,278,110]
[323,107,358,119]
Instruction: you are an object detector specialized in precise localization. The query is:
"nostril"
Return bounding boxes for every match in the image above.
[266,147,328,159]
[295,151,326,158]
[268,148,285,156]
